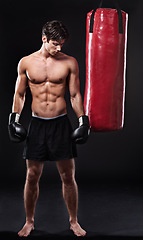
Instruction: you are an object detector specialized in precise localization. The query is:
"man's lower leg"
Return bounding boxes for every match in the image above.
[18,177,39,237]
[62,179,86,237]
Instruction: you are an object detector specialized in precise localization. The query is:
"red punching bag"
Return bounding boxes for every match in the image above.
[84,0,128,132]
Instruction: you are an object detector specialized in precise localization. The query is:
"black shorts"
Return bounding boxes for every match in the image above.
[23,114,77,162]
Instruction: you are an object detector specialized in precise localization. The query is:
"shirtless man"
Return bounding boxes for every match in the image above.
[8,20,90,237]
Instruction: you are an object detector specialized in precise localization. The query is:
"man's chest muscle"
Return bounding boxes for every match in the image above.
[26,59,69,84]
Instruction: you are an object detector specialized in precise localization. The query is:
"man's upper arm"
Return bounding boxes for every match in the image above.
[68,57,80,98]
[15,57,28,97]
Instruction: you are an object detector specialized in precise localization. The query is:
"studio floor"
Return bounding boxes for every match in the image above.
[1,179,143,240]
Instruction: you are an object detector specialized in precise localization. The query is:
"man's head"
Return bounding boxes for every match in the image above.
[42,20,69,56]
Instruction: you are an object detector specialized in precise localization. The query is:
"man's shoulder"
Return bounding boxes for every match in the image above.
[60,53,78,68]
[18,51,39,69]
[60,52,76,61]
[20,51,38,63]
[64,53,78,70]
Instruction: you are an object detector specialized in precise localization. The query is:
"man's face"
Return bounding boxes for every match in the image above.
[45,39,65,56]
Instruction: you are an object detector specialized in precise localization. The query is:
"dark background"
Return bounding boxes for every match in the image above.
[1,0,143,238]
[0,0,143,185]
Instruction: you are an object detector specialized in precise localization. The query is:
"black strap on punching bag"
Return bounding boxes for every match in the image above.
[89,0,123,34]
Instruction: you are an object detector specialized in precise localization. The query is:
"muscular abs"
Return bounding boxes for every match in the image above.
[26,54,69,118]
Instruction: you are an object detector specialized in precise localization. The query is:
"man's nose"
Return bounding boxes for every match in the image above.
[57,45,61,51]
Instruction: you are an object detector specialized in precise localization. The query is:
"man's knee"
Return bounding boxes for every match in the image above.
[61,170,75,186]
[57,158,76,185]
[26,168,41,185]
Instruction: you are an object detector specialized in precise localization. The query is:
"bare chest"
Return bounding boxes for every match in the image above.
[26,58,69,84]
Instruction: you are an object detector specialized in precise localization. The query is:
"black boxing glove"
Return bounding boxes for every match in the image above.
[8,113,27,143]
[72,115,90,144]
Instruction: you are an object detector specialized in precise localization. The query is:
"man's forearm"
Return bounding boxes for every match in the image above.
[12,92,25,114]
[71,92,85,118]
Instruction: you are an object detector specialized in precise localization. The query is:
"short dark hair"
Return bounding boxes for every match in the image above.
[42,20,69,42]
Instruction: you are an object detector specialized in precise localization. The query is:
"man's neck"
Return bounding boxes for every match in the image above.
[39,44,51,59]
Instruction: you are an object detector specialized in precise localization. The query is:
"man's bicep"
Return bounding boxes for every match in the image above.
[15,59,28,96]
[15,74,28,97]
[68,58,80,97]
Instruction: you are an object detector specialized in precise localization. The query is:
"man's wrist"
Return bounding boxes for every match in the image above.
[9,112,20,124]
[78,115,89,127]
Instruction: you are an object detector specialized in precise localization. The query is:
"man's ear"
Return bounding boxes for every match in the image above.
[42,35,47,43]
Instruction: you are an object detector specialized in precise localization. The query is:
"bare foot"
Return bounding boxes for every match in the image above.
[18,222,34,237]
[70,222,86,237]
